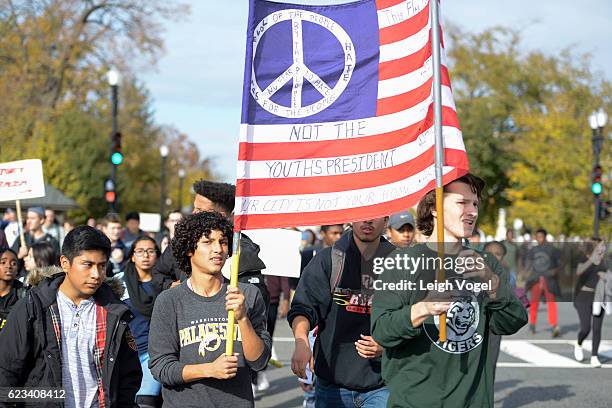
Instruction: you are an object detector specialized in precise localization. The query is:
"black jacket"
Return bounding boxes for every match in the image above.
[0,274,142,407]
[287,230,396,391]
[152,233,266,292]
[0,280,26,332]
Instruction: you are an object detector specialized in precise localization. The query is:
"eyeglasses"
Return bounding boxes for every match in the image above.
[133,249,157,257]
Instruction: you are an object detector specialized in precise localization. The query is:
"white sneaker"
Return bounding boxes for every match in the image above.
[574,342,584,362]
[257,372,270,392]
[591,356,602,368]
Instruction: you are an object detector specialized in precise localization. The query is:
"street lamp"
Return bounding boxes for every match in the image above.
[178,168,186,211]
[160,145,169,230]
[589,108,607,238]
[106,68,121,212]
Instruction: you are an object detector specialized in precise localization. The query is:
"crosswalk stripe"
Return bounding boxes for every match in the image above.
[497,362,612,368]
[500,340,584,367]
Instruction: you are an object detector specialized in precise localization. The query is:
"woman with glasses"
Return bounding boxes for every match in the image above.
[117,235,162,407]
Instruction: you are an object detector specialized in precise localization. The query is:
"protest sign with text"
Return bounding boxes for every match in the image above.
[0,159,46,201]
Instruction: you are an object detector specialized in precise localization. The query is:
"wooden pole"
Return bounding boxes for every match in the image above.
[15,200,26,248]
[435,189,446,342]
[225,231,242,355]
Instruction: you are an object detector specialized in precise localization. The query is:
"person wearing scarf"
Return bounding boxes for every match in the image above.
[117,235,162,408]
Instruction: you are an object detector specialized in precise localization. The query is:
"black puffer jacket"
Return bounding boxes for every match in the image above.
[0,273,142,407]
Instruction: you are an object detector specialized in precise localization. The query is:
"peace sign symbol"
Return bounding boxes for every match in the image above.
[250,9,356,119]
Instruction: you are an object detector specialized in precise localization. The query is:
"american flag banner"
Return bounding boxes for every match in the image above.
[235,0,468,230]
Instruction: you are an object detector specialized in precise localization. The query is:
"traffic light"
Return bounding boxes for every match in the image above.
[591,165,603,196]
[111,132,123,165]
[104,178,116,203]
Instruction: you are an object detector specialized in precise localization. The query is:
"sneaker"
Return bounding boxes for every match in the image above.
[552,326,561,338]
[574,342,584,362]
[257,372,270,392]
[529,324,536,334]
[591,356,602,368]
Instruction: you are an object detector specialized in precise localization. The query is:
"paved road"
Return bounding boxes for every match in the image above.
[255,303,612,407]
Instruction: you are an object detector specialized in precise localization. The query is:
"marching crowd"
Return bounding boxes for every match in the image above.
[0,174,609,408]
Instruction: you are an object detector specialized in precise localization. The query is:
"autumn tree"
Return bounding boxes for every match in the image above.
[0,0,214,221]
[447,25,611,236]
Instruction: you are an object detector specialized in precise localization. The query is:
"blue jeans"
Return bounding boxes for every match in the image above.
[315,379,389,408]
[137,351,161,396]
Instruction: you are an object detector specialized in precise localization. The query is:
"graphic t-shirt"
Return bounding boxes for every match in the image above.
[148,281,271,408]
[527,244,559,278]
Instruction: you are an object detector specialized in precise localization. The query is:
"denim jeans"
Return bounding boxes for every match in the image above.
[315,379,389,408]
[137,351,161,396]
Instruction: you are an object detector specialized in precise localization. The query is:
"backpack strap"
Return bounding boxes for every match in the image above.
[329,245,346,293]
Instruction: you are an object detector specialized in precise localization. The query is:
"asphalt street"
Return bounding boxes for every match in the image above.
[256,303,612,408]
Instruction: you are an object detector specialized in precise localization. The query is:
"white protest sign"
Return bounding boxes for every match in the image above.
[222,229,302,279]
[139,212,162,233]
[0,159,45,201]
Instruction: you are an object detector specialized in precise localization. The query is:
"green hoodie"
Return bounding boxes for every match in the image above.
[371,243,528,408]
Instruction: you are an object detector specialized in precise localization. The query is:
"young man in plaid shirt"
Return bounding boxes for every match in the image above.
[0,225,142,407]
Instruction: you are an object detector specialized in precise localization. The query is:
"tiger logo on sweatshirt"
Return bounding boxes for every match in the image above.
[424,279,484,354]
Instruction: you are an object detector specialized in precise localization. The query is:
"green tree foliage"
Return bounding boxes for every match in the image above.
[447,25,611,236]
[0,0,214,222]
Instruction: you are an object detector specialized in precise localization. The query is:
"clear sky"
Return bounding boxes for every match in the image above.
[140,0,612,182]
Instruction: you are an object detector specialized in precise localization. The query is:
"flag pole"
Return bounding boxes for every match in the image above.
[431,0,447,343]
[225,231,242,355]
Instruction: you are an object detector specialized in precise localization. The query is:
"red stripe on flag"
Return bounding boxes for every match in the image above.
[375,0,406,10]
[376,68,451,116]
[236,148,468,197]
[379,4,429,46]
[238,111,459,161]
[379,41,431,81]
[234,168,468,231]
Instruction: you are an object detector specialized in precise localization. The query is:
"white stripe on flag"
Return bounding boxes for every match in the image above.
[377,54,449,99]
[378,55,432,99]
[240,86,456,144]
[234,164,454,215]
[236,126,464,179]
[377,0,429,29]
[379,20,430,63]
